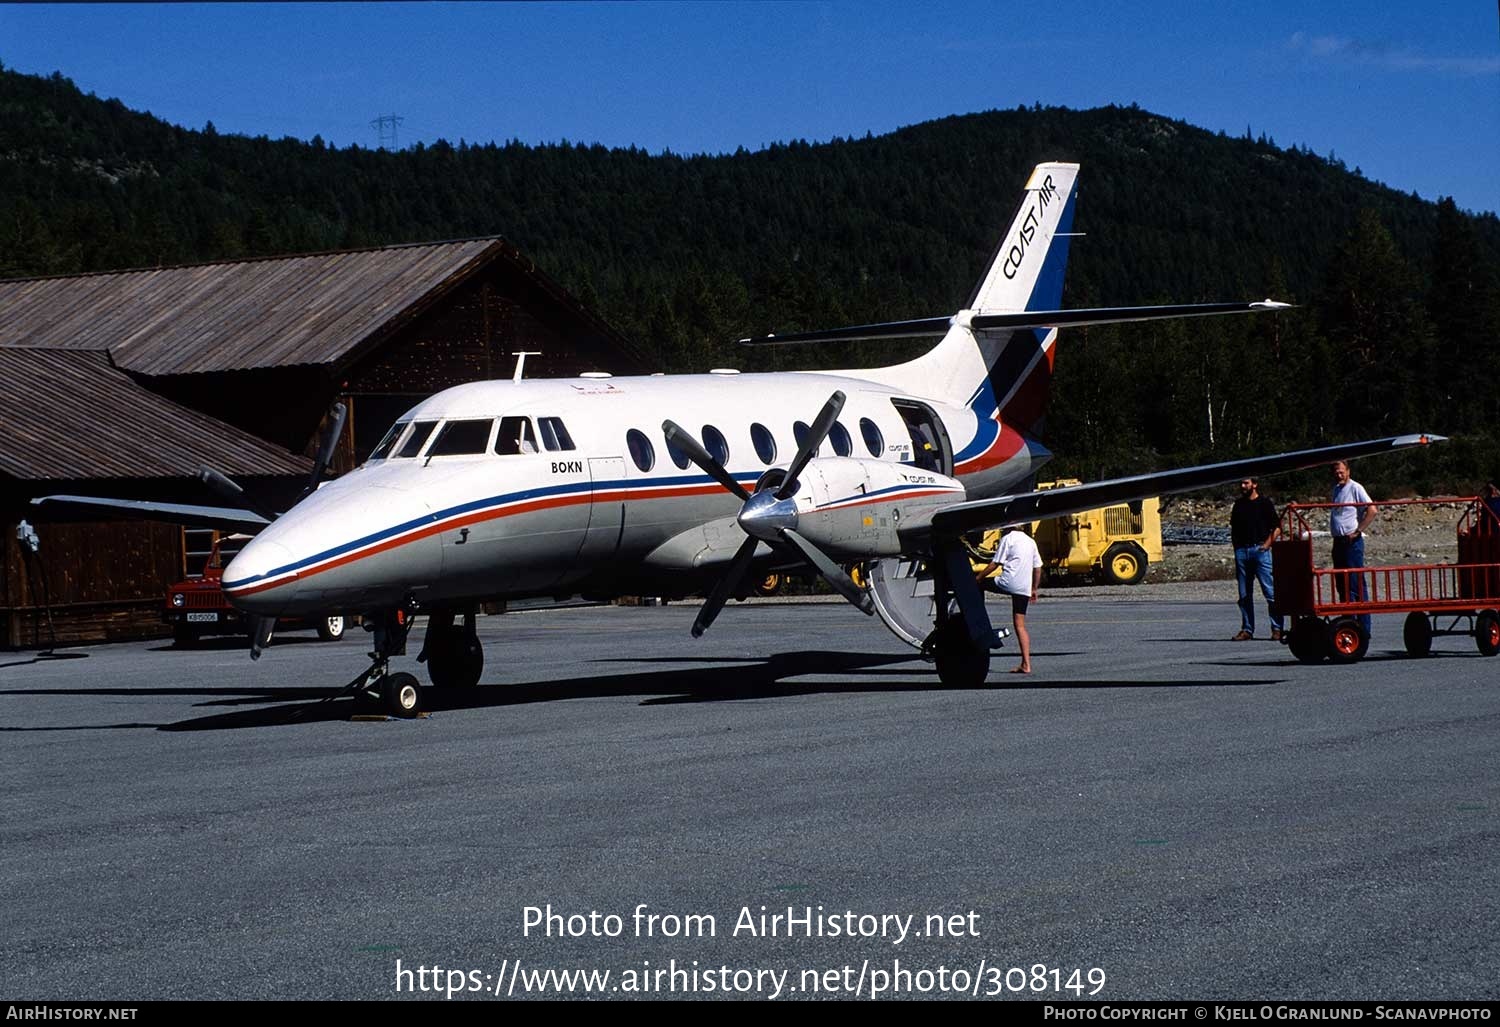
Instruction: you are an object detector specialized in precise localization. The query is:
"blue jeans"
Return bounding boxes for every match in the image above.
[1331,536,1371,635]
[1235,546,1281,634]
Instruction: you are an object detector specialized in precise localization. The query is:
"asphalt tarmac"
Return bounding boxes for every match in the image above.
[2,595,1496,1001]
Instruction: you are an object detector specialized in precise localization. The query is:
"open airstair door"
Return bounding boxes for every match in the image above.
[892,399,953,475]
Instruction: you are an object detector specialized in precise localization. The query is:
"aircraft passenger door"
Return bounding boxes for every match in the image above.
[578,457,627,564]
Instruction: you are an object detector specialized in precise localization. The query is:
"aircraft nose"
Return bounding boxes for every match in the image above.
[223,539,298,614]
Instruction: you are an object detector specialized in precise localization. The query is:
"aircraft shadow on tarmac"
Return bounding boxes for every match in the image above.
[0,648,1286,732]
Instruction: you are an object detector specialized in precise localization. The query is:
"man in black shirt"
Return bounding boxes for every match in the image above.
[1230,476,1282,640]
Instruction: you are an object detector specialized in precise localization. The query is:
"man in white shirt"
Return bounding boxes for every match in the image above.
[1330,460,1377,636]
[975,525,1044,674]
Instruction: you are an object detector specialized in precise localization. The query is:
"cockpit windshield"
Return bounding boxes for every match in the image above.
[369,421,408,461]
[394,420,439,458]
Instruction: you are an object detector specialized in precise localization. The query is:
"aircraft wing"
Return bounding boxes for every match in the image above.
[30,495,270,534]
[919,433,1443,539]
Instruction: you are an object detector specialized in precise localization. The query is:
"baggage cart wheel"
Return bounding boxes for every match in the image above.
[1402,612,1433,658]
[1476,611,1500,658]
[1326,616,1369,664]
[1287,617,1328,663]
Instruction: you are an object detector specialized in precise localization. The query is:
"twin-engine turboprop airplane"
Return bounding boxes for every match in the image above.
[36,162,1441,716]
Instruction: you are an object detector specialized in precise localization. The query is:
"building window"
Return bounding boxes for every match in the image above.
[427,419,495,456]
[750,422,777,465]
[495,417,538,455]
[539,417,576,451]
[860,417,884,457]
[627,429,655,472]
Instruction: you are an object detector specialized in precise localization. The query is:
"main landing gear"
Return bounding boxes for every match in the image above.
[919,541,1010,688]
[419,608,484,689]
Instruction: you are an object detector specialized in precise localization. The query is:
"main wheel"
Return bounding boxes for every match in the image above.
[1287,618,1328,663]
[1326,616,1369,664]
[1476,611,1500,657]
[381,672,422,718]
[316,614,346,642]
[927,621,991,688]
[1402,612,1433,658]
[1099,543,1148,586]
[426,622,483,688]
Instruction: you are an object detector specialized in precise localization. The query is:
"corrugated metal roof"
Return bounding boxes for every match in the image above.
[0,238,505,376]
[0,349,311,480]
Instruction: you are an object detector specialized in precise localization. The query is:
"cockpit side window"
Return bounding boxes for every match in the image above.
[395,420,439,458]
[369,421,409,460]
[495,416,538,455]
[539,417,576,451]
[427,418,495,457]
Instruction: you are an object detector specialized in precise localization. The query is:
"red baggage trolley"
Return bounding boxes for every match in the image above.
[1272,498,1500,663]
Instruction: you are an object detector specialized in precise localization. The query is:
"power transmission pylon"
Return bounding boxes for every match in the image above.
[370,113,403,151]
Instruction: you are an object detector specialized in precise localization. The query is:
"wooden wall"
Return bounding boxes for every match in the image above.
[2,519,181,648]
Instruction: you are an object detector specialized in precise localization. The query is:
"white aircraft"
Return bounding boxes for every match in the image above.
[38,163,1440,716]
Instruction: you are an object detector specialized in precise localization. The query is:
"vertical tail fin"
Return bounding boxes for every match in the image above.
[969,163,1079,313]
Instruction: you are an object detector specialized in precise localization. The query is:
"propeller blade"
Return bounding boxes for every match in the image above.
[248,615,275,661]
[691,535,761,637]
[198,466,280,524]
[304,402,348,494]
[781,528,874,615]
[662,420,751,501]
[777,391,845,499]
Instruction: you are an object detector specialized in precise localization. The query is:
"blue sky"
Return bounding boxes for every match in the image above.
[2,2,1497,214]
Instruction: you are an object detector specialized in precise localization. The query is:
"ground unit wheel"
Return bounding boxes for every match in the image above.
[1476,611,1500,657]
[381,672,422,718]
[1402,612,1433,658]
[1326,616,1369,664]
[1287,618,1328,663]
[1099,542,1148,586]
[753,572,784,597]
[317,615,346,642]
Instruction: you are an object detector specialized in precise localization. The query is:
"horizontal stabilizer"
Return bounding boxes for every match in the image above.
[31,495,270,534]
[929,433,1444,537]
[739,301,1292,346]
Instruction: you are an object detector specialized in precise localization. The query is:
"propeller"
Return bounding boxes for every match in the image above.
[663,390,875,638]
[302,402,347,498]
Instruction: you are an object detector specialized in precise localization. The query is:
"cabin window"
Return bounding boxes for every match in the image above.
[829,421,853,457]
[427,418,495,457]
[539,417,576,452]
[860,417,884,457]
[793,421,811,450]
[495,416,538,455]
[395,420,438,458]
[664,427,692,470]
[627,429,655,472]
[370,421,409,460]
[750,423,777,465]
[702,425,729,465]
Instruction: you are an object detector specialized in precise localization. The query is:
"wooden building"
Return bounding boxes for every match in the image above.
[0,238,650,646]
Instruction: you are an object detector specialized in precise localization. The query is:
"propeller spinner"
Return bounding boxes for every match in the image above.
[663,390,875,638]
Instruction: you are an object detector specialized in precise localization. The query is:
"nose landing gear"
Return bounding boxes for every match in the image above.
[346,599,424,719]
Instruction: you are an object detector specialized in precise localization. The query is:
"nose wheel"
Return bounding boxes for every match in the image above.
[346,599,425,719]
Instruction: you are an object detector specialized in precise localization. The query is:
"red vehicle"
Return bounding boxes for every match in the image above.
[1273,498,1500,663]
[164,536,347,647]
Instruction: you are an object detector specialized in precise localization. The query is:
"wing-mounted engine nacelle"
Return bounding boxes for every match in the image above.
[745,458,965,561]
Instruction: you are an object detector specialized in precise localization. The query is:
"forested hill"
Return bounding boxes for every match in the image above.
[3,66,1498,488]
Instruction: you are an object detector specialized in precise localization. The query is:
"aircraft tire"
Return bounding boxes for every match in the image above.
[928,621,991,688]
[381,672,423,718]
[427,623,483,688]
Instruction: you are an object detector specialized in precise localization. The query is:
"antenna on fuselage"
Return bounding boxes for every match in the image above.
[510,351,541,382]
